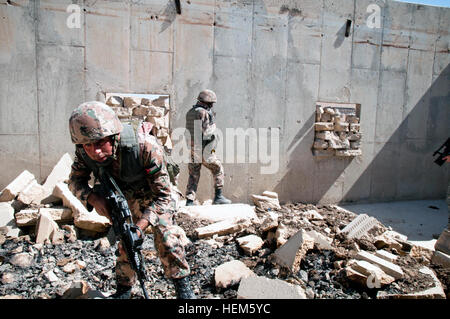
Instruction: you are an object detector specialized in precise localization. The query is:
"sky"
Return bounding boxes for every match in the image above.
[395,0,450,7]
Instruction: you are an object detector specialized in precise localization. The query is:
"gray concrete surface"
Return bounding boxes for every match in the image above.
[342,199,448,242]
[0,0,449,206]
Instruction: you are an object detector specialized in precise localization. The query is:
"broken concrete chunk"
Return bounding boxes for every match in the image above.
[355,250,404,280]
[259,211,279,232]
[0,202,20,237]
[305,230,333,250]
[237,276,306,299]
[341,214,378,239]
[374,250,398,263]
[336,149,362,157]
[9,252,34,268]
[123,96,141,108]
[41,153,73,203]
[0,170,36,202]
[348,259,395,286]
[236,235,264,255]
[151,96,169,108]
[214,260,256,289]
[302,209,324,220]
[105,96,123,107]
[16,180,46,205]
[195,218,252,239]
[376,267,445,299]
[35,210,65,245]
[434,229,450,255]
[132,106,150,117]
[314,122,334,131]
[431,250,450,268]
[53,182,111,233]
[273,229,314,273]
[15,207,73,227]
[179,203,258,223]
[251,194,281,211]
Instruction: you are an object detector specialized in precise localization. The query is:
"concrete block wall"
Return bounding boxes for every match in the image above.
[0,0,448,205]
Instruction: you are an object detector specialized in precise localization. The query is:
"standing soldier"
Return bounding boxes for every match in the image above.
[185,89,231,206]
[68,101,196,299]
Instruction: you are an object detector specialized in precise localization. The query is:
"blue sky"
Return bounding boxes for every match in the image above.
[395,0,450,7]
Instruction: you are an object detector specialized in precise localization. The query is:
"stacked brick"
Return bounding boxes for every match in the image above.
[312,102,362,157]
[105,95,172,151]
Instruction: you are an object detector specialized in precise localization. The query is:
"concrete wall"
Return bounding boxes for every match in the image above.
[0,0,449,205]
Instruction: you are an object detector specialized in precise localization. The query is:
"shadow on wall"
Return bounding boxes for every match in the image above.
[274,63,449,205]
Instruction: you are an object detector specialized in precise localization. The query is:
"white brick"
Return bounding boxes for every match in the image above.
[348,259,395,286]
[195,218,251,239]
[236,235,264,255]
[0,170,36,202]
[356,250,404,279]
[35,210,65,245]
[237,276,306,299]
[375,250,398,263]
[16,180,46,205]
[15,207,73,227]
[53,182,111,233]
[214,260,256,289]
[0,202,20,237]
[42,153,73,202]
[251,194,281,210]
[179,203,258,223]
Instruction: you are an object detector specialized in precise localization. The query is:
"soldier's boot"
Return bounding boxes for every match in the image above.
[186,199,194,206]
[213,188,231,205]
[173,276,197,299]
[110,284,132,299]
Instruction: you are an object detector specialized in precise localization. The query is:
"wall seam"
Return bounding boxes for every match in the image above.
[34,0,43,182]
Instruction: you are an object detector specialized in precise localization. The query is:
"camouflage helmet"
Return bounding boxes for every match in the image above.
[197,89,217,103]
[69,101,123,144]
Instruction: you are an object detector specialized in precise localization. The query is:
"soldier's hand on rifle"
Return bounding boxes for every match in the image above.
[445,155,450,163]
[87,192,112,222]
[135,219,149,238]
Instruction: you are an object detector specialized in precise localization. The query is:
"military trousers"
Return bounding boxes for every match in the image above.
[186,146,224,201]
[115,196,191,287]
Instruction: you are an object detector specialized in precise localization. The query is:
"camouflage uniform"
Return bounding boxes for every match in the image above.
[185,103,225,201]
[69,121,191,287]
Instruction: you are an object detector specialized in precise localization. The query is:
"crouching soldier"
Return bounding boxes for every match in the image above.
[68,101,196,299]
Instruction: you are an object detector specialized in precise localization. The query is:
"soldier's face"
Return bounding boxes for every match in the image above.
[82,136,113,162]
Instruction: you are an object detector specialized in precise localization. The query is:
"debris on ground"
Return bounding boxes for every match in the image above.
[1,171,448,299]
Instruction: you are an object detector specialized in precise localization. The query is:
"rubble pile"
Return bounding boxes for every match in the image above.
[0,160,448,299]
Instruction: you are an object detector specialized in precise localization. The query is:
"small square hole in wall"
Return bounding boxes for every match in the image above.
[105,92,172,151]
[312,102,362,158]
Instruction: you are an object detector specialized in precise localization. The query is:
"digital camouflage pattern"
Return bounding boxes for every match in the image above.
[68,121,191,287]
[197,89,217,103]
[69,101,123,144]
[185,102,225,201]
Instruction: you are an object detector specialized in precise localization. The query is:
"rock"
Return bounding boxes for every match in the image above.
[355,250,404,280]
[347,259,395,287]
[35,210,65,245]
[195,218,252,239]
[10,252,34,268]
[179,203,258,223]
[53,182,111,232]
[434,229,450,255]
[305,230,333,250]
[16,179,46,205]
[61,281,109,299]
[106,95,123,107]
[314,122,334,131]
[1,272,16,284]
[237,276,306,299]
[302,209,324,220]
[273,229,315,273]
[44,270,59,283]
[251,194,281,211]
[15,207,73,227]
[236,235,264,255]
[132,106,150,117]
[62,225,77,242]
[431,250,450,268]
[258,211,279,232]
[214,260,256,289]
[0,202,20,237]
[0,170,36,202]
[123,96,141,108]
[151,96,169,108]
[41,153,73,204]
[274,222,289,247]
[376,267,445,299]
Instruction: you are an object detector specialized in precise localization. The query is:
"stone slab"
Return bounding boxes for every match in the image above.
[237,276,306,299]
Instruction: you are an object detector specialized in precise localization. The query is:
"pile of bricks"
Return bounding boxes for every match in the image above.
[312,102,362,157]
[105,94,172,151]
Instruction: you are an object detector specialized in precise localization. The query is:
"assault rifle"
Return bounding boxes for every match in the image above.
[97,167,149,299]
[433,138,450,166]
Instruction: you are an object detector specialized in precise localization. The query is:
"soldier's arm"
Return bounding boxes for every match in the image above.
[139,139,173,228]
[68,147,95,210]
